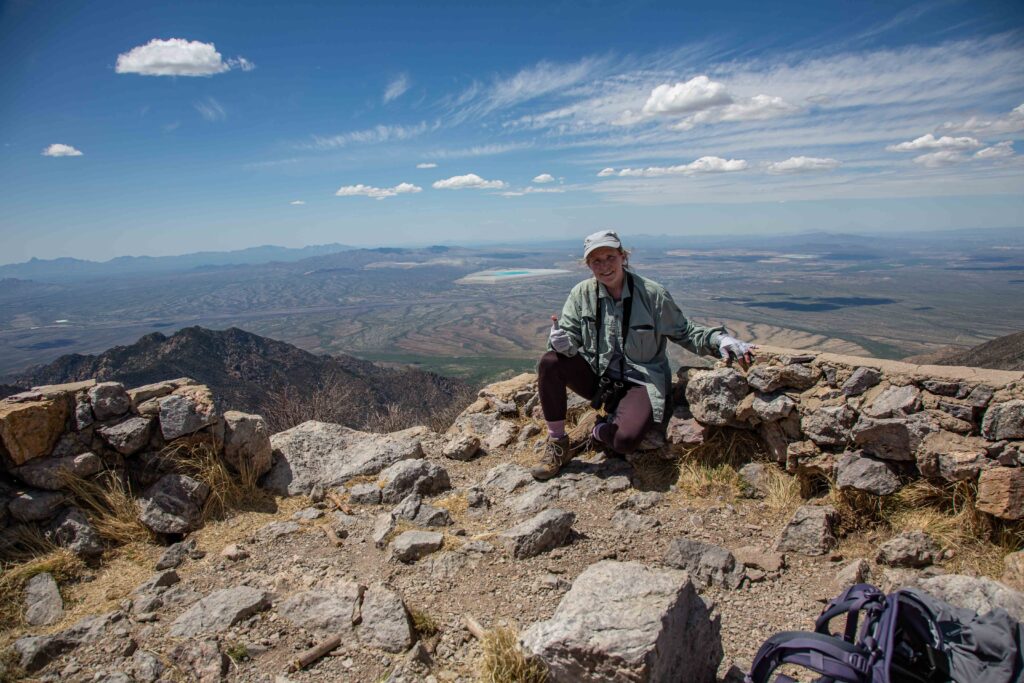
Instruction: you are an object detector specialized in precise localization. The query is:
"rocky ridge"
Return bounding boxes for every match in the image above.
[2,347,1024,682]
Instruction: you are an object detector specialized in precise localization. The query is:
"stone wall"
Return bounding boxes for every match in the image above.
[0,378,271,560]
[674,346,1024,521]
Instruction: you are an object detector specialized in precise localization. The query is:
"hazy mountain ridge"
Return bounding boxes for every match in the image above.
[11,326,473,430]
[903,330,1024,371]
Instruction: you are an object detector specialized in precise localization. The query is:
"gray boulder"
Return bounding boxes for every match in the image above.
[918,574,1024,621]
[157,392,217,440]
[982,400,1024,440]
[223,411,273,478]
[24,572,63,626]
[98,417,153,456]
[137,474,210,534]
[88,382,131,421]
[9,489,65,522]
[479,463,534,493]
[131,650,166,683]
[802,405,857,447]
[746,364,819,392]
[372,513,397,549]
[170,640,228,682]
[520,560,722,683]
[664,538,744,589]
[499,508,575,559]
[685,368,750,427]
[349,483,382,504]
[168,586,271,637]
[611,509,660,532]
[776,505,838,556]
[47,507,103,559]
[14,611,118,672]
[916,431,993,482]
[357,584,413,653]
[379,458,450,504]
[264,421,425,496]
[752,394,797,422]
[155,538,197,570]
[442,434,480,461]
[390,530,444,562]
[14,452,103,490]
[277,582,364,633]
[841,367,882,396]
[835,452,900,495]
[852,415,933,461]
[875,531,938,568]
[863,385,922,418]
[738,463,770,498]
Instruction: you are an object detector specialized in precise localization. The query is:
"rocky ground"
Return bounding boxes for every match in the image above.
[6,374,1024,683]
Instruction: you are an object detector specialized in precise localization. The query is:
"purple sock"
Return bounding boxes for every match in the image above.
[546,420,566,439]
[592,422,614,446]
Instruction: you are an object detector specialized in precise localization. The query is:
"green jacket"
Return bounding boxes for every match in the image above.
[550,270,723,422]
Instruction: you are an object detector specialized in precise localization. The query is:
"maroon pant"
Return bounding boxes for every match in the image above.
[537,351,653,454]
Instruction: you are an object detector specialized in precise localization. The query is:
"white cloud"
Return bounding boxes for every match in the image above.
[309,122,428,150]
[597,167,616,177]
[913,150,967,167]
[429,142,529,158]
[194,97,226,121]
[766,156,841,173]
[671,94,799,130]
[289,200,305,205]
[432,173,507,190]
[532,173,555,183]
[640,76,732,116]
[939,103,1024,135]
[974,141,1015,160]
[384,74,411,103]
[525,186,564,193]
[885,133,982,152]
[335,182,422,200]
[615,156,748,177]
[42,143,83,157]
[416,162,438,169]
[115,38,251,77]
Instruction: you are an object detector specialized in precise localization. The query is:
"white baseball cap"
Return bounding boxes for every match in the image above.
[583,230,622,259]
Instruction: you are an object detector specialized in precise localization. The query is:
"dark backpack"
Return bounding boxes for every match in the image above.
[746,582,1024,683]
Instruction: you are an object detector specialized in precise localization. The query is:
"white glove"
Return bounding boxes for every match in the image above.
[718,334,754,362]
[549,316,572,354]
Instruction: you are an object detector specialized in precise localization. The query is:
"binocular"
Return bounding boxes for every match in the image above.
[590,375,626,413]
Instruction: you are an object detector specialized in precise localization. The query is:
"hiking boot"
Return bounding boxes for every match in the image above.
[530,436,572,480]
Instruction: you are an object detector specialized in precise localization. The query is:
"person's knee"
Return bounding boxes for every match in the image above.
[537,350,560,378]
[612,421,650,454]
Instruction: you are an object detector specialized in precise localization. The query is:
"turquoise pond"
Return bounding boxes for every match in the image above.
[494,270,529,276]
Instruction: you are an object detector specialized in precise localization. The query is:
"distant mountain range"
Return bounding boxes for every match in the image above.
[0,243,354,282]
[903,330,1024,371]
[9,327,473,432]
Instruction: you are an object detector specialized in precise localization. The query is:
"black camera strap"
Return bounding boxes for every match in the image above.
[594,270,635,379]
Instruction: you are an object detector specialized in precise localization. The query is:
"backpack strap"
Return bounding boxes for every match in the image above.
[815,583,886,643]
[746,631,873,683]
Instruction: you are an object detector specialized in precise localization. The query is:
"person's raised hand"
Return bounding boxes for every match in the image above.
[718,334,756,369]
[549,315,572,354]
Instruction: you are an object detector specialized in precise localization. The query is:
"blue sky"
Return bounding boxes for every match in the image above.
[1,0,1022,264]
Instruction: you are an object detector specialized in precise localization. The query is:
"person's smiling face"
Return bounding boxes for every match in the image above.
[586,246,625,292]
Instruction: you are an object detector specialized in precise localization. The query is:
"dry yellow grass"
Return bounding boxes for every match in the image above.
[478,626,548,683]
[761,467,802,517]
[0,543,86,630]
[161,441,269,520]
[59,470,153,546]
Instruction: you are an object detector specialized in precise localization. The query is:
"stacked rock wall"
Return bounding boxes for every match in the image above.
[0,378,272,560]
[674,346,1024,521]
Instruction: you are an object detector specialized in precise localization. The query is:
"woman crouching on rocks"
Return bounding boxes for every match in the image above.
[532,230,756,480]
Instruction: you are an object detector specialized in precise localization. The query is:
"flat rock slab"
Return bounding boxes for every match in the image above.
[918,574,1024,622]
[390,530,444,562]
[24,572,63,626]
[378,458,450,504]
[356,584,413,653]
[98,417,153,456]
[500,508,575,559]
[168,586,271,637]
[264,421,426,496]
[14,452,103,491]
[520,560,722,683]
[836,452,901,495]
[277,582,364,634]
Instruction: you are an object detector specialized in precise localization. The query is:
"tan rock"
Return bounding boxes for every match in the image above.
[976,468,1024,520]
[785,439,820,473]
[128,378,196,408]
[916,431,993,482]
[1002,551,1024,591]
[25,380,96,400]
[0,397,69,465]
[478,373,535,403]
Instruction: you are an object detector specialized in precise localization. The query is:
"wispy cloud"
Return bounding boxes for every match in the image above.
[886,133,981,152]
[308,122,429,150]
[607,156,748,177]
[416,162,437,169]
[194,97,226,121]
[533,173,555,183]
[384,74,411,103]
[429,142,530,159]
[974,141,1015,160]
[42,143,83,157]
[939,103,1024,135]
[289,200,305,205]
[766,156,841,173]
[115,38,253,77]
[432,173,507,190]
[335,182,422,200]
